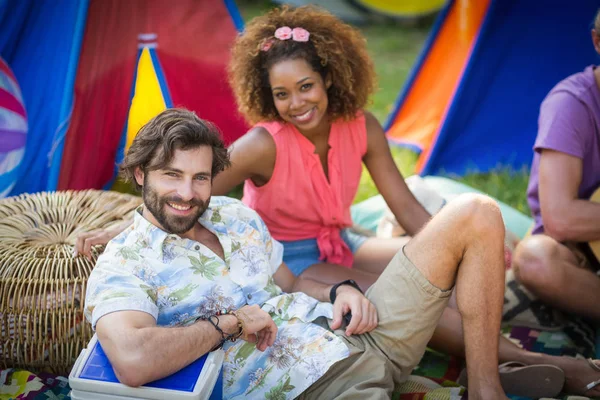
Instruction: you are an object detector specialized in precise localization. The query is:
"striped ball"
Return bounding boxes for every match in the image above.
[0,57,27,198]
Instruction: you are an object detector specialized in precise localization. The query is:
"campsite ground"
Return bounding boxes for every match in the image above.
[237,0,531,214]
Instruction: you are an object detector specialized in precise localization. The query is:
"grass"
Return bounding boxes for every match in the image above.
[235,0,531,215]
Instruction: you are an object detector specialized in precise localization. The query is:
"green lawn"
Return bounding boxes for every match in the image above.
[235,0,531,215]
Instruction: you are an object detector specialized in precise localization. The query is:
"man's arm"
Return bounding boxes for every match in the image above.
[539,149,600,242]
[273,263,378,335]
[95,310,239,387]
[362,111,430,236]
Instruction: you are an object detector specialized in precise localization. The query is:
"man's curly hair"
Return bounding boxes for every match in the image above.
[228,5,376,125]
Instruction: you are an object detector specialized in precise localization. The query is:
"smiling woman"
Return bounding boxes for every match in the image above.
[228,6,375,126]
[216,5,429,285]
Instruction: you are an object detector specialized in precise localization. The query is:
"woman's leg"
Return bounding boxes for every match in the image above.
[431,306,600,396]
[352,236,410,275]
[299,262,379,292]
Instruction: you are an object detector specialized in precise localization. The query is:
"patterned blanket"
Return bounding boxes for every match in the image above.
[2,320,596,400]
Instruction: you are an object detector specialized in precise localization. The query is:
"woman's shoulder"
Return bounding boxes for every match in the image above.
[333,110,369,131]
[231,125,277,164]
[254,120,288,136]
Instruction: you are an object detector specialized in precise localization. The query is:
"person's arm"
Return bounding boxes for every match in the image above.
[539,149,600,242]
[361,111,430,236]
[211,127,276,195]
[96,304,277,387]
[96,310,238,387]
[273,263,377,336]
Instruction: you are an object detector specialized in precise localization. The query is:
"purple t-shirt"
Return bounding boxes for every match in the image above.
[527,65,600,234]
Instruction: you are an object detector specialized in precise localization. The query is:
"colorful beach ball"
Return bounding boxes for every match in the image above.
[0,57,27,198]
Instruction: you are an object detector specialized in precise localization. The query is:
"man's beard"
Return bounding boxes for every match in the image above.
[143,178,209,235]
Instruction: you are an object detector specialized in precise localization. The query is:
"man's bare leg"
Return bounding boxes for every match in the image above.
[301,207,600,395]
[402,193,506,399]
[512,234,600,321]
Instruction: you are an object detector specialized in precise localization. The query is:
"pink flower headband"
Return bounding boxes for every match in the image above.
[261,26,310,52]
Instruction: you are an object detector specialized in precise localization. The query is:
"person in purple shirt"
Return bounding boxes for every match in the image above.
[513,10,600,323]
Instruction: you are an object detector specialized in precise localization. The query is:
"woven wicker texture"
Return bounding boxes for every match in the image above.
[0,190,141,374]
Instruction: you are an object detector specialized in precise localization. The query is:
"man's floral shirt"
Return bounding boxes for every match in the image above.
[84,197,350,399]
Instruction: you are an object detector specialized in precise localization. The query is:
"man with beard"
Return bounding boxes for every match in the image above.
[84,108,510,399]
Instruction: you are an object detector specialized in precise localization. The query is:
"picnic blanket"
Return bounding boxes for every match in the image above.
[2,318,596,400]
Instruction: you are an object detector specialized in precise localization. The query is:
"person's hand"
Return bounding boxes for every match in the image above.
[74,220,132,259]
[74,227,120,259]
[234,305,278,351]
[330,285,378,336]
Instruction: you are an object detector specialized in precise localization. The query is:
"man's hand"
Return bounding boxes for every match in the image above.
[235,305,278,351]
[330,286,378,336]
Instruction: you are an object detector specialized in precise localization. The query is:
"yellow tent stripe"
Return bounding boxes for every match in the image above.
[356,0,445,17]
[125,47,167,151]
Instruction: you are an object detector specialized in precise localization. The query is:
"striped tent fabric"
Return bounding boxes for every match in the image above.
[0,57,27,198]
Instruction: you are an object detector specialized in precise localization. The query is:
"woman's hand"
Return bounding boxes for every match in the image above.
[74,220,132,259]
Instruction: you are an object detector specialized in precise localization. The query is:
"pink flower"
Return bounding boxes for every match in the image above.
[261,39,274,52]
[274,26,292,40]
[292,27,310,42]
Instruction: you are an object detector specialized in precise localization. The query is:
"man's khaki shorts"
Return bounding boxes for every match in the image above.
[299,247,452,399]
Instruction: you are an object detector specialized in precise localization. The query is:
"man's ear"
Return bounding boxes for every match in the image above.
[134,167,145,188]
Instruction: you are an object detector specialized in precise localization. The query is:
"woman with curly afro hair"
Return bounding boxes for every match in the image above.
[219,5,431,287]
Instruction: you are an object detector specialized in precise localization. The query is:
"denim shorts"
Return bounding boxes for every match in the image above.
[280,228,368,276]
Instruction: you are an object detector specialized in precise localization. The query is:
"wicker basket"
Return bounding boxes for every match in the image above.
[0,190,141,375]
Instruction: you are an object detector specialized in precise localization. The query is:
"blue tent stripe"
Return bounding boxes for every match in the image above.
[383,0,453,132]
[223,0,244,32]
[47,0,90,191]
[149,49,173,108]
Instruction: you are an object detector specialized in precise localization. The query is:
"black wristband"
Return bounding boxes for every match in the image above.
[197,314,242,350]
[329,279,363,303]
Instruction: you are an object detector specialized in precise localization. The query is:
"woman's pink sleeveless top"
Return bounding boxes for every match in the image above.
[242,114,367,267]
